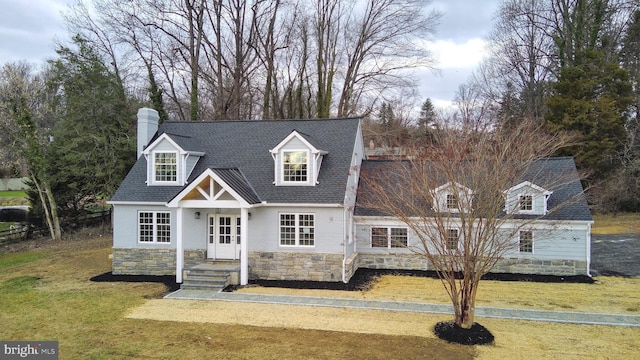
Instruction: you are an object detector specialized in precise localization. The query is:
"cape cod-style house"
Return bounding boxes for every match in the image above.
[109,108,593,289]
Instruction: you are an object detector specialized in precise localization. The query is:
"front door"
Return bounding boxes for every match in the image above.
[208,214,241,259]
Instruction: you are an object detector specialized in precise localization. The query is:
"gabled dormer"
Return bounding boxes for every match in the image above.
[504,181,552,215]
[142,133,204,186]
[433,182,473,213]
[270,130,328,186]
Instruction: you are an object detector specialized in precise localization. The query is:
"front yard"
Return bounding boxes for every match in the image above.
[0,229,639,359]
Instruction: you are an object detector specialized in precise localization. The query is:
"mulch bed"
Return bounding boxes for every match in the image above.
[434,321,495,345]
[90,268,594,295]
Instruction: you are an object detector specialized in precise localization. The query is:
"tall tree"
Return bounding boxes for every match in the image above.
[48,36,136,216]
[546,49,633,179]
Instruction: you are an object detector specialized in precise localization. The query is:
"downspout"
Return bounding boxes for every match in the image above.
[176,207,184,283]
[342,206,347,283]
[586,222,592,277]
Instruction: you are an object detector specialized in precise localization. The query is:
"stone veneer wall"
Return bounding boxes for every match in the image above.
[492,258,589,276]
[355,253,588,276]
[249,251,343,282]
[112,248,206,275]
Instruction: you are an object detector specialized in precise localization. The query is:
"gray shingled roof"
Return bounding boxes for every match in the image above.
[354,157,592,221]
[111,118,361,204]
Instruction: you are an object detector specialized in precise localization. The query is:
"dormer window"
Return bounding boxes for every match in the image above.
[143,133,204,186]
[504,182,552,215]
[283,151,308,183]
[271,131,327,186]
[434,182,473,213]
[446,194,458,209]
[154,152,177,183]
[519,195,533,211]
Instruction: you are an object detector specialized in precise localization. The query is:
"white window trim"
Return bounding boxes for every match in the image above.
[518,194,535,213]
[445,228,460,251]
[279,213,315,247]
[138,211,171,244]
[519,230,534,254]
[370,226,408,249]
[280,149,313,186]
[151,151,180,185]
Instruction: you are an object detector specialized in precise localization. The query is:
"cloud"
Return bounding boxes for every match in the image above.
[429,38,488,69]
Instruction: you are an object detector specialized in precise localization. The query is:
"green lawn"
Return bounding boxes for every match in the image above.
[0,190,27,197]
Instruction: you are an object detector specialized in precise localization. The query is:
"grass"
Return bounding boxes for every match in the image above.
[0,190,27,197]
[0,234,472,360]
[1,231,639,359]
[592,212,640,234]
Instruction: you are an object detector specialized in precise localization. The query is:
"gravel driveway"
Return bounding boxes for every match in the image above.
[591,234,640,277]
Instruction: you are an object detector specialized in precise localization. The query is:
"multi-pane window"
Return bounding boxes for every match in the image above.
[154,152,177,182]
[446,228,459,250]
[371,227,408,248]
[371,227,388,247]
[139,211,171,243]
[283,151,308,182]
[519,195,533,211]
[280,213,314,246]
[519,230,533,253]
[446,194,458,209]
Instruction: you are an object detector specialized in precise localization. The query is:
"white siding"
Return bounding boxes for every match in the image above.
[248,206,345,253]
[113,204,177,249]
[354,218,590,262]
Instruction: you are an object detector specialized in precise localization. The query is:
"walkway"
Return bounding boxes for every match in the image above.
[165,289,640,328]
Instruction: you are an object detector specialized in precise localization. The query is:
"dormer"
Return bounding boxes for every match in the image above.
[270,130,328,186]
[142,133,204,186]
[504,181,552,215]
[433,182,473,213]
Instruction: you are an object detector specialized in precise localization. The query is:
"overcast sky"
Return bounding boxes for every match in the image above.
[0,0,500,109]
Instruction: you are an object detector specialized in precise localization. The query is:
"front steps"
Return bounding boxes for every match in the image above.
[181,262,240,291]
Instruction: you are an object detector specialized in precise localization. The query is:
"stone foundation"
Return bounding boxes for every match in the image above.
[492,258,589,276]
[113,247,589,281]
[354,253,588,276]
[112,248,208,276]
[249,251,343,282]
[112,247,176,275]
[357,253,431,271]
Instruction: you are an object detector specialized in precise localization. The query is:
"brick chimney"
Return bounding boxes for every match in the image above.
[137,108,159,158]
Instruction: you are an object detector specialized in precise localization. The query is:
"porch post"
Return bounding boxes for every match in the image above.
[240,207,249,285]
[176,207,184,283]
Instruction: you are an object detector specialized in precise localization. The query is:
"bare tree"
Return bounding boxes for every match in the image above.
[0,63,62,241]
[357,119,579,330]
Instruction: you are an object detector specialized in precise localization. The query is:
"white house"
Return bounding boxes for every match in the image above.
[109,108,592,290]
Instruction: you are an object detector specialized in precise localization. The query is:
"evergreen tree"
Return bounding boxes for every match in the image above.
[546,49,633,180]
[416,98,437,143]
[48,36,136,217]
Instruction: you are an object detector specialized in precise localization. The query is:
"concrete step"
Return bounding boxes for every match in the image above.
[181,266,235,291]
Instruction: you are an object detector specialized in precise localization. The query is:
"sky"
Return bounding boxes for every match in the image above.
[0,0,500,110]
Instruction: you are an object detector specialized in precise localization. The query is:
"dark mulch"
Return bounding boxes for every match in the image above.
[434,321,494,345]
[90,272,180,292]
[90,268,594,295]
[232,268,594,292]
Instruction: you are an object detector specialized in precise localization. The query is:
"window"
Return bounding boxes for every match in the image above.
[519,195,533,211]
[283,151,308,182]
[280,213,314,246]
[371,227,408,248]
[446,228,459,250]
[154,152,177,182]
[446,194,458,209]
[519,230,533,253]
[139,211,171,243]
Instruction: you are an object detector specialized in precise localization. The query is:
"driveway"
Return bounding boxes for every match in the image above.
[591,234,640,277]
